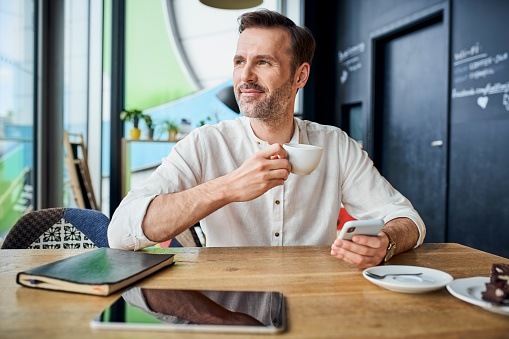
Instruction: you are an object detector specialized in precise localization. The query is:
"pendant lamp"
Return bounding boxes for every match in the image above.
[199,0,263,10]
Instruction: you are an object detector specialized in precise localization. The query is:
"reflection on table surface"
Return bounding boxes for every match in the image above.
[101,288,283,328]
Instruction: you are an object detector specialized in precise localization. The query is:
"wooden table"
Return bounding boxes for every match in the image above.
[1,244,508,338]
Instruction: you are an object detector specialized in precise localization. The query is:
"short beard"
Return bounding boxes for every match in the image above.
[235,77,294,128]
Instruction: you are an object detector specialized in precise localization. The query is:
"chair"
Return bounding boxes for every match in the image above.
[154,224,204,248]
[337,206,356,230]
[63,130,99,210]
[1,208,110,249]
[172,225,204,247]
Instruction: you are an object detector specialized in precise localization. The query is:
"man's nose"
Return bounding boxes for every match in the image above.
[241,62,257,83]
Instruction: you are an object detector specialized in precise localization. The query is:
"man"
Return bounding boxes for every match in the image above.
[108,9,425,268]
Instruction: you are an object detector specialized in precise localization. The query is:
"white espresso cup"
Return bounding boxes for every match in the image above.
[282,143,324,175]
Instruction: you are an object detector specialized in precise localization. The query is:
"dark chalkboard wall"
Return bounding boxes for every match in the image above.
[450,0,509,123]
[448,0,509,257]
[304,0,509,258]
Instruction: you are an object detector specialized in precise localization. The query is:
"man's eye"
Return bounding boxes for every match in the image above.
[259,60,269,65]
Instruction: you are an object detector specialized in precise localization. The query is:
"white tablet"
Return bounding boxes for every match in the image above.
[90,287,286,334]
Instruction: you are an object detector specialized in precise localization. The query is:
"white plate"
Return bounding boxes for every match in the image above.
[446,277,509,316]
[363,265,453,293]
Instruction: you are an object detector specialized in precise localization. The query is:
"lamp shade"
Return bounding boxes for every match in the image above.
[216,86,240,114]
[199,0,263,10]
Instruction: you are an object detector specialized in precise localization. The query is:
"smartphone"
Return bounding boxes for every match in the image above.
[337,219,384,240]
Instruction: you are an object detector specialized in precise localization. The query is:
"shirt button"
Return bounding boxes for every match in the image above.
[275,200,280,205]
[275,232,280,237]
[256,141,261,144]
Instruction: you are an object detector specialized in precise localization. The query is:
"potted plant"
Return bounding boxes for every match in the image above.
[120,109,143,140]
[198,116,212,127]
[143,114,155,140]
[160,119,180,142]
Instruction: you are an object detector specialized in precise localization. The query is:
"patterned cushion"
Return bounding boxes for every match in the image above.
[64,208,110,247]
[1,208,109,249]
[28,219,96,249]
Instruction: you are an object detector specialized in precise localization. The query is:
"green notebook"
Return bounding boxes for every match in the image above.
[17,248,174,296]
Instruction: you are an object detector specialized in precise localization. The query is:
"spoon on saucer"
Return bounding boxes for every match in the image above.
[366,272,423,279]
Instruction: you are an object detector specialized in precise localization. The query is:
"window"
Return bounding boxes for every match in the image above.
[0,0,36,239]
[63,0,103,210]
[342,103,363,148]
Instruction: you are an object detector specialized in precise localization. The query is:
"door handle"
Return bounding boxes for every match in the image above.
[431,140,443,147]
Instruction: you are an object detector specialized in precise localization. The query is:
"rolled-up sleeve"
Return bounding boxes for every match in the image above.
[108,193,159,250]
[108,131,203,251]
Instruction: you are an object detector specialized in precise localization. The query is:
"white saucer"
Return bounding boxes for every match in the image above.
[446,277,509,316]
[363,265,453,293]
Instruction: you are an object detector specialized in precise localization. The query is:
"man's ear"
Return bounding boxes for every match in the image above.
[295,62,310,89]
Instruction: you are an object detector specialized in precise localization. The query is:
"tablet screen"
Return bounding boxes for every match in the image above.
[91,287,286,334]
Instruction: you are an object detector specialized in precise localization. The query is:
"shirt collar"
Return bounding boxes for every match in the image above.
[240,116,300,147]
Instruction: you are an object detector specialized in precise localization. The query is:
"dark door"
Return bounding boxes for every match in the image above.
[373,15,448,242]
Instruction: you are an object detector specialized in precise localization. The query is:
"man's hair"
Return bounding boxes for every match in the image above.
[238,9,315,75]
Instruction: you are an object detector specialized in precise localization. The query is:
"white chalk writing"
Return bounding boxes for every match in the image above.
[469,53,508,70]
[338,43,365,63]
[451,41,509,113]
[338,42,366,85]
[453,42,482,63]
[451,82,509,98]
[469,68,495,80]
[452,40,508,108]
[503,94,509,111]
[340,70,348,84]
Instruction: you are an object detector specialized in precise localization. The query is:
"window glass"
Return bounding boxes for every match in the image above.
[120,1,300,193]
[62,1,90,207]
[342,103,363,149]
[0,0,35,240]
[102,0,112,214]
[349,104,363,146]
[62,0,103,210]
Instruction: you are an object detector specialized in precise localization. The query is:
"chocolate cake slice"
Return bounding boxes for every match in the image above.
[481,263,509,305]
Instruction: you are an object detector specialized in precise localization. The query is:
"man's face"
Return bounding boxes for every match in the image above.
[233,28,296,124]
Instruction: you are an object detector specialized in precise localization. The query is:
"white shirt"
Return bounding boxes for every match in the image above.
[108,116,425,250]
